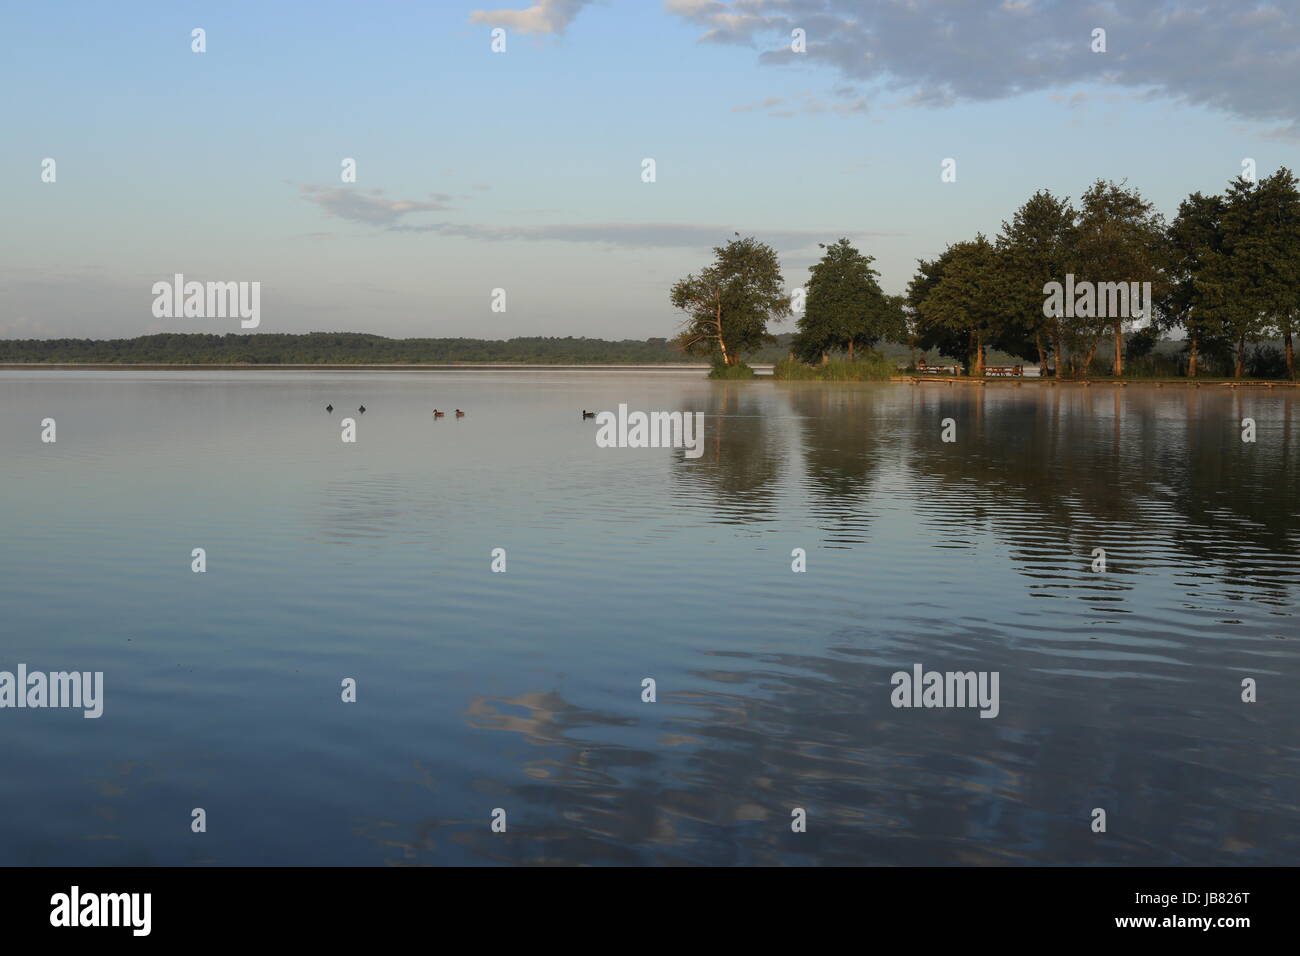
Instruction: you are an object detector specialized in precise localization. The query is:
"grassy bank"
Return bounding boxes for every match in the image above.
[707,358,757,379]
[774,352,895,381]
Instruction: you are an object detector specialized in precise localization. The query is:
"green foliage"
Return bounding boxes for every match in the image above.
[773,351,894,381]
[911,235,1007,374]
[672,234,791,366]
[1246,343,1289,379]
[906,246,970,365]
[1201,169,1300,374]
[771,358,822,380]
[996,189,1077,368]
[1125,325,1159,360]
[1163,190,1227,375]
[906,171,1300,380]
[880,294,910,345]
[792,238,895,362]
[1073,179,1168,376]
[707,356,756,379]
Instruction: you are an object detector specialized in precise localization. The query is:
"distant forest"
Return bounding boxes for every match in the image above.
[0,332,803,366]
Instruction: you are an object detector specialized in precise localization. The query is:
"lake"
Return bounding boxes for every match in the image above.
[1,369,1296,866]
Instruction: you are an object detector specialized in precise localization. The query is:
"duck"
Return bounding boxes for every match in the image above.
[581,410,595,419]
[454,409,465,418]
[325,404,333,412]
[358,405,366,413]
[433,409,445,418]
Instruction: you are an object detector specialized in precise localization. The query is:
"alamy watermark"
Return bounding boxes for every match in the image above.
[1043,274,1152,322]
[152,273,260,328]
[0,664,103,718]
[890,663,999,718]
[594,404,704,459]
[50,886,150,936]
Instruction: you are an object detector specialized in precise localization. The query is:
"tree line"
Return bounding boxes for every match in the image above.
[0,333,764,365]
[671,169,1300,378]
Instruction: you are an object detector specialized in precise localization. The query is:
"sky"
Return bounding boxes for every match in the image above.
[2,0,1298,341]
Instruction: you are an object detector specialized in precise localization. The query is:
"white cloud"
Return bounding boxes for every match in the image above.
[469,0,598,35]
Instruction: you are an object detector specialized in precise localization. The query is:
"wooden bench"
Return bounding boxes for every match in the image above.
[916,359,961,375]
[983,365,1023,377]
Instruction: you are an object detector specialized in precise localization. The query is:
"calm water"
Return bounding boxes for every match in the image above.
[1,370,1297,866]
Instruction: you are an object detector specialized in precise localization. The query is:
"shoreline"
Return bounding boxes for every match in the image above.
[2,364,1294,387]
[0,362,731,372]
[892,375,1299,388]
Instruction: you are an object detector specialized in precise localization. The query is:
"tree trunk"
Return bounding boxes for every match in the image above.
[1112,321,1123,377]
[1036,333,1047,378]
[1287,331,1294,379]
[1083,339,1099,378]
[847,339,855,361]
[1055,332,1066,378]
[715,296,731,366]
[1235,337,1245,378]
[1188,332,1198,378]
[821,351,829,366]
[974,334,985,377]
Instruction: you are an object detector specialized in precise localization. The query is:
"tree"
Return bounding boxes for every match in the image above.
[907,246,967,367]
[792,238,893,363]
[912,235,1007,376]
[671,234,791,366]
[996,190,1077,376]
[1265,168,1300,378]
[1073,180,1167,377]
[880,294,911,350]
[1199,173,1300,377]
[1163,191,1226,378]
[1221,169,1300,376]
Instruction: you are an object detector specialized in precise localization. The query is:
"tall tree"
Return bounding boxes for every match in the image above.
[907,246,965,367]
[1200,172,1300,377]
[1163,191,1226,378]
[671,234,791,366]
[792,238,893,362]
[1240,169,1300,376]
[996,190,1077,376]
[914,235,1006,376]
[1074,180,1167,377]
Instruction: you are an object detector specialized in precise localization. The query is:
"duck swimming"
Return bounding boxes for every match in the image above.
[326,404,333,412]
[454,409,465,418]
[433,409,445,418]
[582,410,595,419]
[358,405,366,413]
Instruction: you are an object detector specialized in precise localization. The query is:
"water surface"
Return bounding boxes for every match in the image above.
[1,370,1296,865]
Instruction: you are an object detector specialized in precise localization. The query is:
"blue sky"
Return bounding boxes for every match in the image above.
[3,0,1298,340]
